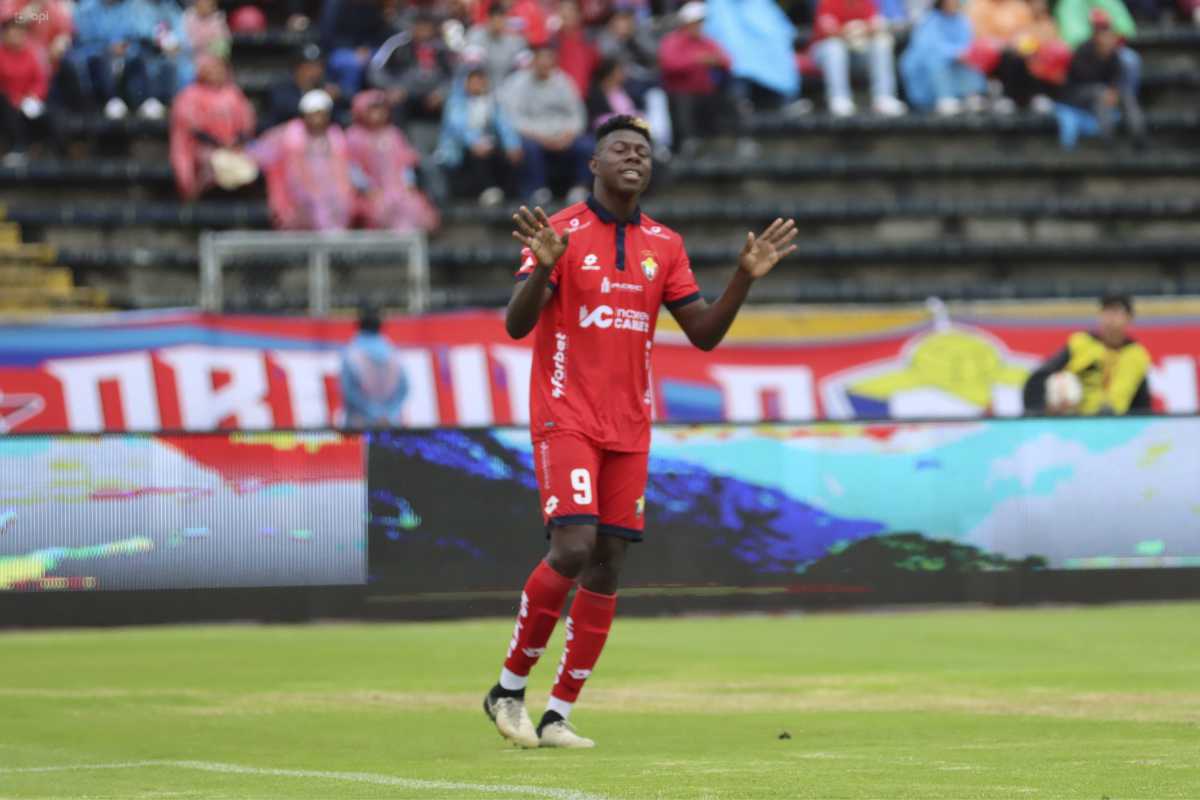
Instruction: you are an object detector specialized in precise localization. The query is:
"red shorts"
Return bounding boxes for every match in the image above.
[531,432,649,542]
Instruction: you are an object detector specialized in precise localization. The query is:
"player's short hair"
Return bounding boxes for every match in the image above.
[595,114,653,148]
[1100,293,1133,315]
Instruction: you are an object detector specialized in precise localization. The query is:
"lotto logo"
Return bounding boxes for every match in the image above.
[544,495,559,514]
[522,647,546,658]
[581,253,601,270]
[568,669,592,681]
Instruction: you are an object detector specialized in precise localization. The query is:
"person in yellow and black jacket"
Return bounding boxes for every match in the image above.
[1023,294,1152,415]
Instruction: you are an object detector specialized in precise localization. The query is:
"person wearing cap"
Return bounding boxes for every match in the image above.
[263,43,347,129]
[0,13,51,165]
[1022,294,1152,416]
[250,89,356,231]
[169,54,255,199]
[658,1,739,148]
[464,1,527,91]
[1061,11,1146,147]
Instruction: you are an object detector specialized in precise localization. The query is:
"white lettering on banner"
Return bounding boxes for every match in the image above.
[395,349,438,427]
[271,350,340,428]
[158,346,272,429]
[710,366,816,422]
[1149,357,1199,414]
[491,345,532,424]
[45,353,161,432]
[447,345,494,426]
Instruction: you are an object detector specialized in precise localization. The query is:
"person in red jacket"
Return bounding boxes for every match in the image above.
[555,0,599,97]
[0,15,50,165]
[657,1,736,151]
[810,0,907,117]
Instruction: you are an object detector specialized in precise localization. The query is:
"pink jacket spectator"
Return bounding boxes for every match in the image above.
[345,90,439,234]
[169,56,255,199]
[658,28,731,95]
[812,0,882,41]
[252,118,356,231]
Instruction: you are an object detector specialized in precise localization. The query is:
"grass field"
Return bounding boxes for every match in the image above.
[2,602,1199,799]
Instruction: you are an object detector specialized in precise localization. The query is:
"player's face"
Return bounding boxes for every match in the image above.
[1098,305,1131,344]
[591,131,652,196]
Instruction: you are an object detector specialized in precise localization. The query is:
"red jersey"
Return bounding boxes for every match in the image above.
[516,197,701,453]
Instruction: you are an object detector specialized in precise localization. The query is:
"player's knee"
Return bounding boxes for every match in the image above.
[546,525,596,578]
[580,560,621,595]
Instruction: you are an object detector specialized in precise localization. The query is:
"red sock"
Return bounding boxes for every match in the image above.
[503,560,575,678]
[550,586,617,704]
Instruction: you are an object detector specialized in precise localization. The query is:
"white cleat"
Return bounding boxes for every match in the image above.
[538,719,596,749]
[483,692,539,748]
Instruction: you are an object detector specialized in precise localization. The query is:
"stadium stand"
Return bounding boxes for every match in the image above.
[0,8,1196,311]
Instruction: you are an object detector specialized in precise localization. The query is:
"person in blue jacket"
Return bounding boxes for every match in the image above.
[436,65,523,206]
[340,306,408,429]
[900,0,987,114]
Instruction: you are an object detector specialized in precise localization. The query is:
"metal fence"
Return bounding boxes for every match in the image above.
[198,230,429,315]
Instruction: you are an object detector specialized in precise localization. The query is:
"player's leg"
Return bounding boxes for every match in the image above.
[538,449,647,749]
[484,435,601,748]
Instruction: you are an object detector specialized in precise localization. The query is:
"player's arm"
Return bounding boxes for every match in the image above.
[1022,346,1071,413]
[670,218,797,352]
[1104,345,1151,415]
[505,206,570,339]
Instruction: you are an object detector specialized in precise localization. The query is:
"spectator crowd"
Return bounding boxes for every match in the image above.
[1,0,1194,230]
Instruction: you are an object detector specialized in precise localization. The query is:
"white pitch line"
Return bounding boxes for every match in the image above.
[0,759,609,800]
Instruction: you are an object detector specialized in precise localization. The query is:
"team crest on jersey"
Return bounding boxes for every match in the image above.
[640,252,658,281]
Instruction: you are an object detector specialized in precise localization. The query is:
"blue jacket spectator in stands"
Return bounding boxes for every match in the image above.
[127,0,194,119]
[704,0,800,108]
[320,0,390,98]
[437,66,522,205]
[340,307,408,429]
[65,0,142,118]
[900,0,987,114]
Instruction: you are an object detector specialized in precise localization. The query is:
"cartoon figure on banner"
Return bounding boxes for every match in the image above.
[821,300,1038,419]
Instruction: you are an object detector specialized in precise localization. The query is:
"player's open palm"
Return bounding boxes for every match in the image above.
[738,217,798,279]
[512,206,569,269]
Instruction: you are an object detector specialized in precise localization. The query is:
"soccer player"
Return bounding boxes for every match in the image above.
[482,115,797,749]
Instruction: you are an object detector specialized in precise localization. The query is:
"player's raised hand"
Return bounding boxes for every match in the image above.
[737,217,798,279]
[512,206,569,269]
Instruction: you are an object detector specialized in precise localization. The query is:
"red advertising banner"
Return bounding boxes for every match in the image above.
[0,306,1195,433]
